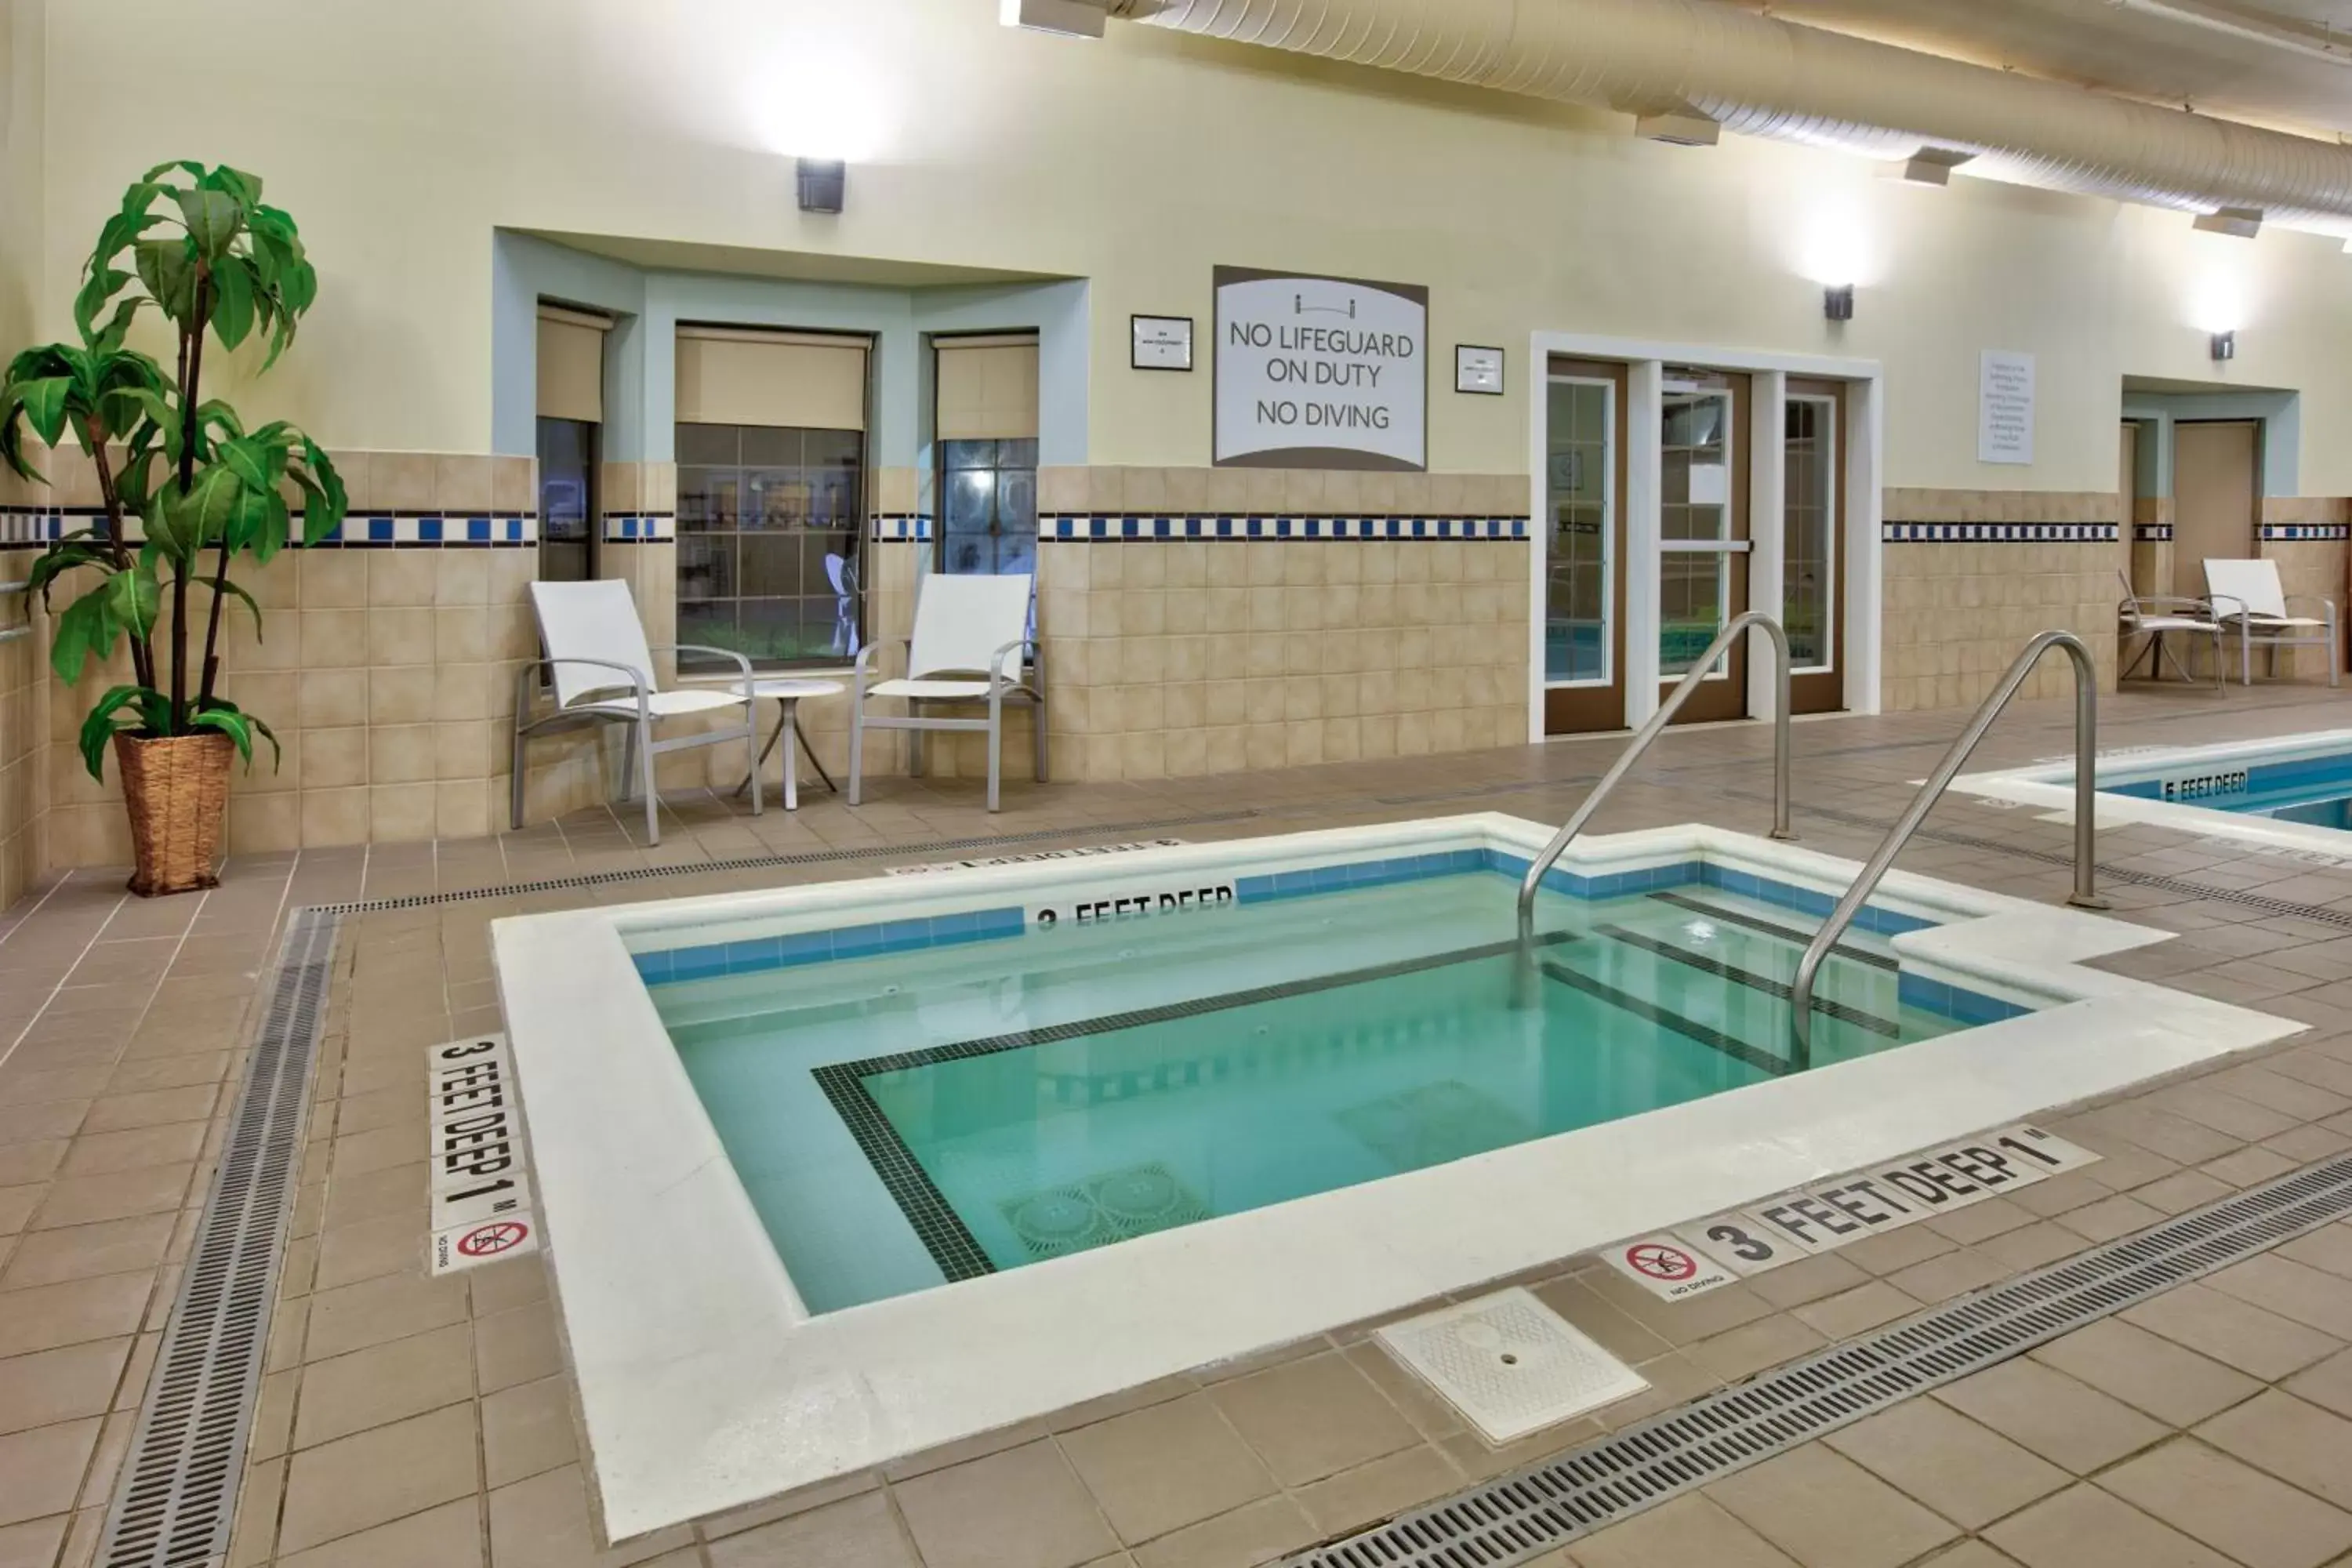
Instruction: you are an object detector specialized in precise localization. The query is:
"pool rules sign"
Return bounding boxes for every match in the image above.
[1213,267,1427,471]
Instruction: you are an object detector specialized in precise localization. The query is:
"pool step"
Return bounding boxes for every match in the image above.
[1594,924,1902,1040]
[1646,888,1900,971]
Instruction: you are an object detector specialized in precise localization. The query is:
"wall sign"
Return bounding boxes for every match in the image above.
[1132,314,1193,372]
[1978,350,2036,465]
[1214,266,1427,471]
[1455,345,1504,396]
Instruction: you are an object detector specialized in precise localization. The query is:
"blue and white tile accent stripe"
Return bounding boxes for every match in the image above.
[1043,514,1530,543]
[2133,523,2175,542]
[0,504,538,548]
[2259,522,2350,542]
[1882,521,2119,544]
[630,847,2021,1022]
[870,514,934,543]
[602,513,676,543]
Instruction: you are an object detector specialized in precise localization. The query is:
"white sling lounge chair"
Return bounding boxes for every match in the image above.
[512,579,761,845]
[2203,558,2340,688]
[848,572,1045,812]
[2114,568,2223,691]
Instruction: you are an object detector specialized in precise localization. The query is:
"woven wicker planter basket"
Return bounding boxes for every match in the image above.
[115,731,234,897]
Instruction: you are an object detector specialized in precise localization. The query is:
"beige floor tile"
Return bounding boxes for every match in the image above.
[1566,1494,1800,1568]
[1704,1443,1960,1568]
[705,1490,917,1568]
[488,1462,694,1568]
[1128,1496,1317,1568]
[1687,1315,1827,1383]
[1747,1253,1873,1311]
[0,1338,130,1437]
[482,1374,579,1489]
[274,1497,484,1568]
[1930,1360,2168,1473]
[1972,1221,2090,1274]
[1838,1225,1958,1276]
[2285,1346,2352,1420]
[0,1417,100,1528]
[1293,1443,1460,1536]
[2122,1282,2342,1380]
[1792,1281,1919,1341]
[302,1270,469,1361]
[1886,1248,2010,1304]
[2197,1390,2352,1512]
[78,1086,219,1134]
[1575,1270,1774,1347]
[0,1212,176,1292]
[2100,1437,2352,1568]
[1207,1349,1417,1486]
[2029,1318,2261,1427]
[1987,1483,2235,1568]
[0,1272,152,1359]
[1060,1394,1276,1544]
[2205,1254,2352,1338]
[320,1161,426,1231]
[1588,1351,1715,1432]
[2278,1222,2352,1280]
[2129,1170,2236,1215]
[292,1321,474,1450]
[892,1439,1116,1568]
[311,1212,425,1293]
[1824,1397,2067,1529]
[474,1300,563,1393]
[29,1163,194,1230]
[56,1122,206,1179]
[1925,1197,2036,1244]
[1911,1544,2027,1568]
[2052,1193,2165,1244]
[1529,1276,1675,1364]
[0,1515,70,1568]
[276,1403,479,1555]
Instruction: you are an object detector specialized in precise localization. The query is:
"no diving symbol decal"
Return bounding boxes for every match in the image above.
[1608,1235,1735,1301]
[459,1220,531,1258]
[1626,1242,1698,1282]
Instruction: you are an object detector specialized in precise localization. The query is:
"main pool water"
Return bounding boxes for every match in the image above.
[651,868,2010,1312]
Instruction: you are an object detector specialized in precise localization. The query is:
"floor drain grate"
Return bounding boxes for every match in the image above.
[97,909,339,1568]
[308,808,1261,915]
[1289,1152,2352,1568]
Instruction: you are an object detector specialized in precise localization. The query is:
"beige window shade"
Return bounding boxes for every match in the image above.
[935,340,1040,441]
[537,311,607,425]
[675,328,868,431]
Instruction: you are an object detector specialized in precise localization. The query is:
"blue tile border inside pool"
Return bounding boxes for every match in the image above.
[633,847,1956,995]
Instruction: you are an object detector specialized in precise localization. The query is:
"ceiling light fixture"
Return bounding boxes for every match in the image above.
[2194,205,2264,238]
[2106,0,2352,65]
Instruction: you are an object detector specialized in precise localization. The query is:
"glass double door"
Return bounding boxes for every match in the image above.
[1541,363,1844,734]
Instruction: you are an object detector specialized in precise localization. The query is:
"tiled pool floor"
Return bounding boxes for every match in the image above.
[9,680,2352,1567]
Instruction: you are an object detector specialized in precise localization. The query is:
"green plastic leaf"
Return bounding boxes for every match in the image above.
[297,437,348,543]
[49,588,114,684]
[134,238,199,322]
[209,573,263,637]
[73,267,131,341]
[172,187,240,257]
[103,559,160,638]
[164,466,242,554]
[19,377,71,445]
[188,705,255,768]
[79,684,165,779]
[209,260,255,350]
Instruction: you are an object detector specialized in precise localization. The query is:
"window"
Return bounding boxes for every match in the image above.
[935,337,1040,575]
[1784,397,1836,670]
[675,423,863,670]
[1544,379,1610,684]
[536,306,608,581]
[940,439,1038,576]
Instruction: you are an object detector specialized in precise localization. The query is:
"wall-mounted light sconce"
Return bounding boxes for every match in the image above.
[2211,330,2238,361]
[2193,206,2263,239]
[1824,285,1856,322]
[797,158,847,215]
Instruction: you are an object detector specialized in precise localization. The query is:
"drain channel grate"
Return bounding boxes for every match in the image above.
[1289,1152,2352,1568]
[98,910,339,1568]
[308,807,1261,915]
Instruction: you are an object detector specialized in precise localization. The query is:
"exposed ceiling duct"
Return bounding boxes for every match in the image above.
[1069,0,2352,234]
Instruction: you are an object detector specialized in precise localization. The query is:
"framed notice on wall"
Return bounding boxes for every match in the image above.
[1978,350,2036,465]
[1212,266,1428,470]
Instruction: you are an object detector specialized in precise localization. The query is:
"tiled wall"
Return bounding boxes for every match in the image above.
[2257,499,2349,684]
[1879,490,2122,712]
[0,543,44,909]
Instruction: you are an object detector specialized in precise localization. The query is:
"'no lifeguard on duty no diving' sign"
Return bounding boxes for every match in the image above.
[1213,266,1427,474]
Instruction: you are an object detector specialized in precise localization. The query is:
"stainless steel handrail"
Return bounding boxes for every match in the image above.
[1516,611,1795,935]
[1789,629,2105,1052]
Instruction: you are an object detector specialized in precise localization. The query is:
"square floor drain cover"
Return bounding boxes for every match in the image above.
[1376,1287,1648,1445]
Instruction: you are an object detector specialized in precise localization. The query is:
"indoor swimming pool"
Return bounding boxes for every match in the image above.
[1955,729,2352,855]
[653,861,2004,1311]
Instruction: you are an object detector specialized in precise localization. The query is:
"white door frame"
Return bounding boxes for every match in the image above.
[1524,332,1884,739]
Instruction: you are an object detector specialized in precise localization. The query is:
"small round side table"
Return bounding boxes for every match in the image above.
[731,677,845,810]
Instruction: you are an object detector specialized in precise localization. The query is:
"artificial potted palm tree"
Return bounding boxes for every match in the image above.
[2,162,345,894]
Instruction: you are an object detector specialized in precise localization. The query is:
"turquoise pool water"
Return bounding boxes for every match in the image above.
[655,867,1997,1312]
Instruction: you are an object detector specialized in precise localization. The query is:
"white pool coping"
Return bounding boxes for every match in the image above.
[490,812,2303,1538]
[1951,728,2352,861]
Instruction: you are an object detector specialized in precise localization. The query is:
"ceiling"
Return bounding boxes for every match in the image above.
[1755,0,2352,138]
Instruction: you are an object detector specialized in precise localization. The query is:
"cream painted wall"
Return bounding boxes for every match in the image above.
[1,0,43,358]
[21,0,2352,495]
